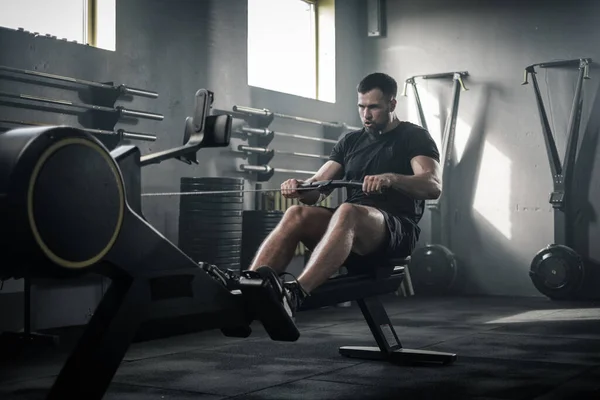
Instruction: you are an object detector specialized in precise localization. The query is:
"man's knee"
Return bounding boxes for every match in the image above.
[331,203,386,255]
[282,204,309,227]
[333,203,361,223]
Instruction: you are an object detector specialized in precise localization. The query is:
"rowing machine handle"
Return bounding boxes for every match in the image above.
[298,180,363,191]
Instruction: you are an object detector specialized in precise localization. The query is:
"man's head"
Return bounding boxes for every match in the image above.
[357,72,398,134]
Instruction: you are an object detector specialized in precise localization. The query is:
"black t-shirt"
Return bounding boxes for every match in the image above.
[329,121,440,230]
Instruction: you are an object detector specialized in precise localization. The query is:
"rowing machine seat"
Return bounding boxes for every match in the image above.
[298,256,456,365]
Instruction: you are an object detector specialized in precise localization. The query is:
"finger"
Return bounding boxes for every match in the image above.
[368,177,376,194]
[363,176,371,193]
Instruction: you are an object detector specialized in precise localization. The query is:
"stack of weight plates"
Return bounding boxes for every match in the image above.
[178,177,244,272]
[241,210,284,272]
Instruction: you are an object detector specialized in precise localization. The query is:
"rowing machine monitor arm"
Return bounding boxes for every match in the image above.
[139,89,232,167]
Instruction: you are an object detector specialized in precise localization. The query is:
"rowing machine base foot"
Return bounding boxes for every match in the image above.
[221,325,253,338]
[339,346,457,365]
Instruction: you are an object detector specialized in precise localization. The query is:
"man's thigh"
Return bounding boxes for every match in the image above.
[344,206,414,273]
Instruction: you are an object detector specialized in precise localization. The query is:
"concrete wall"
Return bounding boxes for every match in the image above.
[0,0,366,331]
[365,0,600,296]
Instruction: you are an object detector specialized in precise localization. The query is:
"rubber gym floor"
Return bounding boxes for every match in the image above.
[1,294,600,399]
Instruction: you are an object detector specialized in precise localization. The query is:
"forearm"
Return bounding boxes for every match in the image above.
[383,172,441,200]
[298,177,331,205]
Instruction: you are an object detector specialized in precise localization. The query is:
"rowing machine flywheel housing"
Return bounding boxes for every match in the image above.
[529,243,584,301]
[409,244,458,295]
[0,126,126,280]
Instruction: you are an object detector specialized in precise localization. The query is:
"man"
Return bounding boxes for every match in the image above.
[247,72,442,317]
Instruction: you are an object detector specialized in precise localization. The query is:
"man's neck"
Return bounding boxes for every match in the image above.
[380,114,401,134]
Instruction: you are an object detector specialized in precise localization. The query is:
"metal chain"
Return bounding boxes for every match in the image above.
[141,187,320,197]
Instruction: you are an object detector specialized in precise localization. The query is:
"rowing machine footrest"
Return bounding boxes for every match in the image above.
[238,271,300,342]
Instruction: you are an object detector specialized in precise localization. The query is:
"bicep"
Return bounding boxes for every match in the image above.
[410,156,441,182]
[307,160,344,182]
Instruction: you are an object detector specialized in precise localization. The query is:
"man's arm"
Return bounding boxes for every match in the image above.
[298,160,344,205]
[381,155,442,200]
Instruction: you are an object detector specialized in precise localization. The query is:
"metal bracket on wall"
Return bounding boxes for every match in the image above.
[522,57,591,246]
[402,71,469,247]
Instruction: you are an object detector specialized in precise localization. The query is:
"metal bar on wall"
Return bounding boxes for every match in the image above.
[240,164,317,176]
[0,65,159,99]
[0,119,157,142]
[232,105,360,131]
[238,144,329,160]
[0,90,164,120]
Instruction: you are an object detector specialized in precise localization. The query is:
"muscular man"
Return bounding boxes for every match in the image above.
[248,72,442,317]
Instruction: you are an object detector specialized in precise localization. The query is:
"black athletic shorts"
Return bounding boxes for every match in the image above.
[318,205,416,274]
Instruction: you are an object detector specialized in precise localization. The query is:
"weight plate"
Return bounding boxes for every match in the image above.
[180,216,243,225]
[179,201,244,211]
[180,227,242,235]
[180,183,244,190]
[179,202,244,211]
[182,232,243,241]
[181,197,244,204]
[181,177,244,184]
[409,244,458,294]
[182,237,242,245]
[182,241,242,250]
[180,246,242,260]
[179,223,242,232]
[180,181,244,187]
[185,253,241,262]
[529,244,584,300]
[181,237,242,245]
[243,224,280,232]
[181,210,244,217]
[180,235,243,244]
[243,210,284,217]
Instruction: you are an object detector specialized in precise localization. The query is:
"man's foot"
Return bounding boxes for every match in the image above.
[252,267,309,320]
[282,279,310,319]
[239,266,301,341]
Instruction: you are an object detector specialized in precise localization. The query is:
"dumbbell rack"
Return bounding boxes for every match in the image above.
[0,64,162,352]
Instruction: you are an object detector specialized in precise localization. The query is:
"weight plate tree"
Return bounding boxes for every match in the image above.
[178,177,245,272]
[404,71,469,295]
[523,58,591,300]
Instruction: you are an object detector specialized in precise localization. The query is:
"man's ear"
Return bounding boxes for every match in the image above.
[389,97,397,112]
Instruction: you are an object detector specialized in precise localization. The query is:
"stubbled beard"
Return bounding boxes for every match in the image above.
[364,120,388,134]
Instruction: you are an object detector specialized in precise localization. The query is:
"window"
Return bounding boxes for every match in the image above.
[247,0,336,103]
[0,0,116,51]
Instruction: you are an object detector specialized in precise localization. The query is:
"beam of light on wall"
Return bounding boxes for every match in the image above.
[473,141,512,239]
[486,308,600,324]
[406,86,442,149]
[405,87,472,163]
[453,117,471,163]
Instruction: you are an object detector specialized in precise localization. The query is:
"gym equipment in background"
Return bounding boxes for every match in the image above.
[178,177,245,272]
[0,90,164,121]
[229,105,361,131]
[221,105,358,189]
[0,118,157,142]
[402,71,469,294]
[523,57,591,300]
[0,64,159,98]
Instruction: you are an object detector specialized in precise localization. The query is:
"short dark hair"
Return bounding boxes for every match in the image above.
[357,72,398,100]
